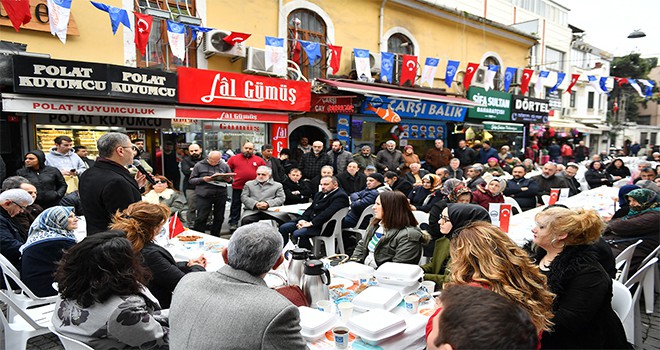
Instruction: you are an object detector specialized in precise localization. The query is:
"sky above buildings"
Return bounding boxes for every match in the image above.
[556,0,660,60]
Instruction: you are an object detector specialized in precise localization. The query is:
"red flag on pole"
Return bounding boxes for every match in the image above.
[564,73,580,94]
[327,44,342,74]
[291,19,301,64]
[613,98,619,113]
[223,31,251,45]
[549,188,560,205]
[616,77,629,87]
[520,68,534,95]
[499,204,512,233]
[134,12,153,56]
[1,0,31,32]
[400,54,418,86]
[168,212,186,239]
[462,63,480,91]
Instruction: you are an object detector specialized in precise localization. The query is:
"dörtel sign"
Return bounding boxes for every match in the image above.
[177,67,311,112]
[511,95,550,123]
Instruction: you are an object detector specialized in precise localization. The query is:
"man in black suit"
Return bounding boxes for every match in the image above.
[260,144,286,183]
[336,161,367,194]
[384,171,413,196]
[279,176,349,249]
[79,133,146,235]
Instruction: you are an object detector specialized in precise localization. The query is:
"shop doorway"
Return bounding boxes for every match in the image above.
[288,117,332,161]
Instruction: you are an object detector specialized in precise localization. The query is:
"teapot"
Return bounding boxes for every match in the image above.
[285,247,310,286]
[301,259,331,306]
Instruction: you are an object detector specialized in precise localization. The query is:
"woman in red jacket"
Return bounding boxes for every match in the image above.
[472,177,505,210]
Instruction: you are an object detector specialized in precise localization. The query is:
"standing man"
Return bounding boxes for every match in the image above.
[162,141,181,190]
[574,140,590,162]
[79,133,146,235]
[454,140,477,167]
[132,138,152,165]
[45,136,87,175]
[240,166,287,225]
[424,139,452,173]
[477,141,499,164]
[181,143,204,224]
[327,140,353,174]
[503,165,538,212]
[376,140,404,174]
[547,141,561,164]
[353,145,378,172]
[299,141,332,180]
[73,145,95,169]
[336,161,367,195]
[260,144,286,183]
[227,142,266,232]
[294,136,312,163]
[189,151,232,237]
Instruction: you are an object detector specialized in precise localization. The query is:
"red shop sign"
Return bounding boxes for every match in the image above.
[310,95,355,114]
[176,108,289,123]
[270,123,288,158]
[178,67,311,112]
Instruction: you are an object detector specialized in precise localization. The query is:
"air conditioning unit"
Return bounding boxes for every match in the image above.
[243,47,286,77]
[203,30,247,58]
[471,67,486,87]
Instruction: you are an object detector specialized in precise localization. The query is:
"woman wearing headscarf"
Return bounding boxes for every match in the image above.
[611,184,639,219]
[409,174,443,212]
[16,150,67,209]
[421,203,490,286]
[606,158,631,181]
[425,184,473,257]
[484,157,505,177]
[20,206,78,297]
[603,188,660,273]
[585,160,613,189]
[472,177,505,210]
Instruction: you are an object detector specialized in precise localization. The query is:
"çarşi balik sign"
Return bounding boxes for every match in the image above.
[177,67,311,112]
[12,56,177,103]
[511,95,550,123]
[467,87,512,122]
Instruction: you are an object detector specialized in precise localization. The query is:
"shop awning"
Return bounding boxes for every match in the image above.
[549,119,601,134]
[316,79,480,108]
[175,106,289,123]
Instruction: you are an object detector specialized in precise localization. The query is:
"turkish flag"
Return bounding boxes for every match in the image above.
[616,77,629,87]
[223,31,251,45]
[499,204,512,233]
[134,13,153,56]
[462,63,479,91]
[520,68,534,95]
[168,212,186,239]
[400,54,418,86]
[565,73,580,94]
[1,0,31,32]
[549,189,560,205]
[328,44,342,74]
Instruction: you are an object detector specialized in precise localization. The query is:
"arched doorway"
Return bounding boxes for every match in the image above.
[288,117,332,160]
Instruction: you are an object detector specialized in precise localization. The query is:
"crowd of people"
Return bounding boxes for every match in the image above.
[1,132,658,349]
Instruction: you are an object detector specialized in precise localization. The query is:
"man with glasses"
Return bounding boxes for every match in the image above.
[79,132,146,235]
[239,166,287,225]
[0,189,34,268]
[1,176,44,238]
[189,151,233,237]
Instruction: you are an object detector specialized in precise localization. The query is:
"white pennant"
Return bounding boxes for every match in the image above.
[47,0,72,44]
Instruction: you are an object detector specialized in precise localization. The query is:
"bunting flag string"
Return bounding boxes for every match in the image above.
[420,57,439,88]
[134,13,153,56]
[628,79,645,98]
[265,36,286,76]
[223,31,251,45]
[503,67,517,92]
[1,0,31,32]
[549,72,565,94]
[599,77,609,95]
[534,70,549,97]
[520,69,534,96]
[463,62,480,91]
[565,74,580,94]
[90,1,131,34]
[299,40,321,65]
[400,55,418,86]
[445,60,460,88]
[380,52,395,83]
[484,64,499,91]
[587,75,604,94]
[166,20,186,60]
[188,25,213,41]
[327,44,342,75]
[353,49,372,82]
[47,0,72,44]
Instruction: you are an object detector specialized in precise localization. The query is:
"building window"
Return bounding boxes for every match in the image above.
[386,33,414,85]
[587,91,594,109]
[288,9,327,80]
[545,47,564,71]
[651,133,657,146]
[135,1,197,71]
[569,91,576,107]
[641,132,648,145]
[483,56,502,90]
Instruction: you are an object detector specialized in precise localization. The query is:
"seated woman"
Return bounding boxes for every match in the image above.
[606,158,631,181]
[472,177,505,210]
[447,221,555,337]
[425,184,473,257]
[111,201,206,308]
[142,175,188,225]
[603,188,660,273]
[585,160,613,189]
[52,231,169,349]
[484,157,505,177]
[409,174,443,212]
[531,207,630,349]
[421,203,490,287]
[351,191,429,268]
[20,206,78,297]
[611,184,639,219]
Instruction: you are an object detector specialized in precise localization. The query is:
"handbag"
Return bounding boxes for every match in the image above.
[267,272,309,307]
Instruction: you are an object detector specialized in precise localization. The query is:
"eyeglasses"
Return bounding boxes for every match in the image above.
[153,180,167,184]
[440,215,451,223]
[11,201,27,211]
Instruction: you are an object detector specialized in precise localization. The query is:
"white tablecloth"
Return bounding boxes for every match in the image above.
[270,202,312,215]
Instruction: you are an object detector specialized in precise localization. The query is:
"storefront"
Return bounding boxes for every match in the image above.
[176,67,311,156]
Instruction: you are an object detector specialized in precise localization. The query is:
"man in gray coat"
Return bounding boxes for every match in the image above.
[376,140,404,174]
[169,223,306,350]
[240,166,288,225]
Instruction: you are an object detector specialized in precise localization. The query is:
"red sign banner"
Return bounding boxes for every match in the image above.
[310,95,355,114]
[175,108,288,123]
[270,123,288,157]
[178,67,311,112]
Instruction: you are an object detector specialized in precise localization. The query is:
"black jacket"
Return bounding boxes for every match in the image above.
[557,174,581,196]
[180,154,204,191]
[266,157,287,183]
[299,152,332,180]
[533,245,630,349]
[140,242,205,308]
[0,207,23,269]
[444,166,464,179]
[282,178,313,205]
[16,150,67,209]
[300,188,349,228]
[188,159,232,198]
[603,210,660,273]
[391,177,413,197]
[585,169,613,189]
[59,191,83,216]
[503,177,538,211]
[21,239,76,297]
[531,174,568,201]
[79,158,142,235]
[403,169,429,185]
[454,146,477,167]
[336,171,367,195]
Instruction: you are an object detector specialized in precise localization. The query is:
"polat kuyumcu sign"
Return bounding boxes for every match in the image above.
[361,95,467,122]
[12,56,177,102]
[467,87,512,121]
[177,67,311,112]
[511,95,550,123]
[34,114,171,129]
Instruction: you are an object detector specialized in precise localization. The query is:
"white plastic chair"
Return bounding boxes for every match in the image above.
[0,254,58,321]
[312,207,350,257]
[638,245,660,313]
[0,290,54,350]
[613,178,631,187]
[48,325,94,350]
[343,204,374,240]
[412,210,430,228]
[624,257,659,346]
[503,196,523,214]
[614,240,643,283]
[611,279,633,343]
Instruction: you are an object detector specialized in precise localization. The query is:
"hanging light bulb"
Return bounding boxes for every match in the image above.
[627,29,646,39]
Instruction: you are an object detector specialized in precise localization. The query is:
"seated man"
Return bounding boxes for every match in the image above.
[282,168,313,205]
[309,165,334,194]
[170,223,306,349]
[336,161,367,194]
[342,173,388,229]
[531,162,568,204]
[0,189,34,269]
[503,165,538,212]
[384,171,413,196]
[465,164,486,191]
[404,162,429,187]
[279,176,349,249]
[444,158,463,179]
[240,166,288,225]
[558,162,581,196]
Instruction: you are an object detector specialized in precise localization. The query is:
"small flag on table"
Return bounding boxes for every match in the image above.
[168,212,186,239]
[489,203,512,233]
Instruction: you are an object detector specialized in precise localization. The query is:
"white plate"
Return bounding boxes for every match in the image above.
[330,277,354,289]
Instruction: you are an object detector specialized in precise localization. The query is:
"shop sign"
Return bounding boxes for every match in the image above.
[12,56,177,102]
[311,95,355,114]
[466,87,512,121]
[400,123,445,140]
[360,95,467,122]
[511,95,550,123]
[175,108,288,123]
[177,67,311,112]
[483,123,523,133]
[271,124,288,157]
[546,89,562,111]
[336,114,351,148]
[2,95,175,118]
[34,114,171,129]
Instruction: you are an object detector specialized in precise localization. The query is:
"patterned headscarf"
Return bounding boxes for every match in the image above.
[440,178,462,197]
[20,206,76,253]
[625,189,660,218]
[488,177,507,195]
[448,184,473,203]
[617,185,639,207]
[423,174,443,192]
